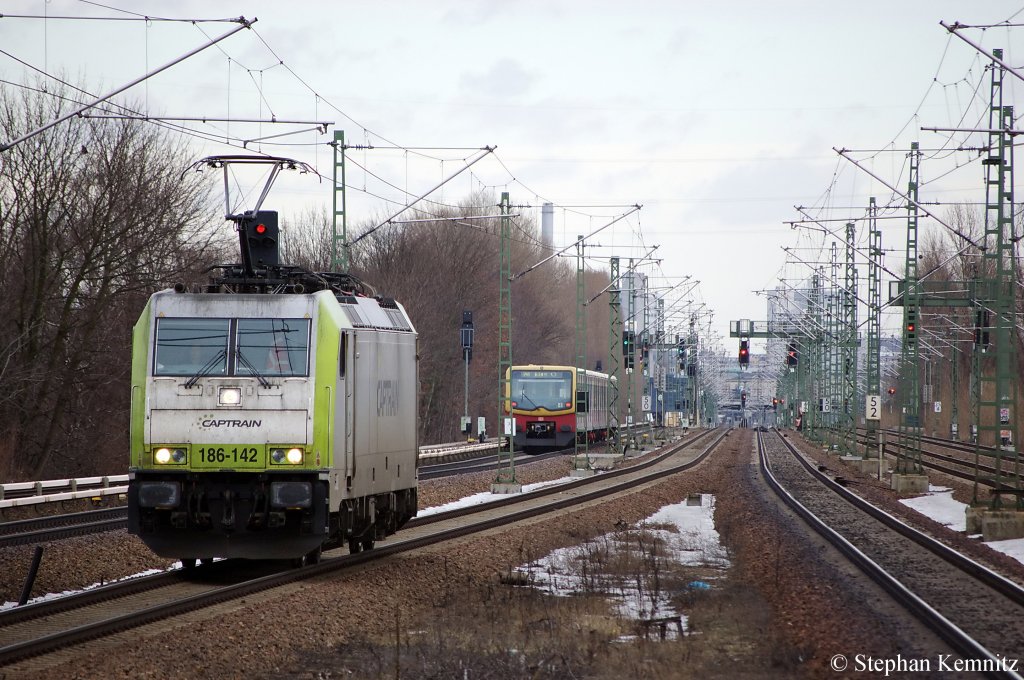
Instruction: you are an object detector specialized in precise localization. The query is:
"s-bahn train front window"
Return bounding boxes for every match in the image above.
[235,319,311,377]
[153,318,229,376]
[511,369,573,411]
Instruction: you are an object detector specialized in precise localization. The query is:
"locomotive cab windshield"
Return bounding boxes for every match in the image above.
[153,317,311,378]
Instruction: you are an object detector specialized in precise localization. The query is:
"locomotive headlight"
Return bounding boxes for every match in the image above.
[155,447,186,464]
[218,387,242,406]
[270,447,304,465]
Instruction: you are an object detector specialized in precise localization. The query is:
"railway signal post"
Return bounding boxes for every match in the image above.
[461,310,474,438]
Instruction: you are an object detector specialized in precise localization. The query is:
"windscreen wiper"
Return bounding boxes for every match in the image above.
[518,391,539,409]
[184,349,227,389]
[235,349,272,388]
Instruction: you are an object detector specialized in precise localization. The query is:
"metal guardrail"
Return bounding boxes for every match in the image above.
[0,477,129,510]
[2,426,685,510]
[0,441,501,510]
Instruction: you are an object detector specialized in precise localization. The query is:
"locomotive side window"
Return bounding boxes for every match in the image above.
[236,319,310,377]
[339,332,348,378]
[153,318,230,376]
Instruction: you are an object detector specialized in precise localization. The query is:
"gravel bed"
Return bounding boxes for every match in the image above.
[2,432,934,679]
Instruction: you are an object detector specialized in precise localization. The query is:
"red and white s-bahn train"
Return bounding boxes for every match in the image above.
[506,365,615,450]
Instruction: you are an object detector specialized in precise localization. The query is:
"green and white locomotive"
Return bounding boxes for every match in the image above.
[127,183,418,565]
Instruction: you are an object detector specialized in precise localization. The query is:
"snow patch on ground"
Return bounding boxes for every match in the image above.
[899,484,1024,566]
[512,493,729,639]
[417,476,578,517]
[899,485,966,531]
[1,567,166,611]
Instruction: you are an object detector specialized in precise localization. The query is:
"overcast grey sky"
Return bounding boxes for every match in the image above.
[3,1,1024,349]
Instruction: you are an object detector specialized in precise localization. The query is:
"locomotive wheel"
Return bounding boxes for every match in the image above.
[348,537,362,554]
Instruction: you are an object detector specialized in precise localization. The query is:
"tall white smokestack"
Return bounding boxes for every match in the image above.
[541,202,554,249]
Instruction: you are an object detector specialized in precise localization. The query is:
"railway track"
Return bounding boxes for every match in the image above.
[0,508,128,549]
[417,447,566,480]
[759,429,1024,677]
[852,427,1024,491]
[0,445,563,548]
[0,428,723,672]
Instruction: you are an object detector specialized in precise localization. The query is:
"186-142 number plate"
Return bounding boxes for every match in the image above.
[193,446,262,468]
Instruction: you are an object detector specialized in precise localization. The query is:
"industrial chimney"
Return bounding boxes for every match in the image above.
[541,202,554,249]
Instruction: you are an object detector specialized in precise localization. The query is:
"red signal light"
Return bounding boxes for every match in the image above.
[887,387,896,395]
[255,223,268,235]
[907,323,915,332]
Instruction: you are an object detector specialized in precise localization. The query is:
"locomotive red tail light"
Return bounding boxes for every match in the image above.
[511,401,518,408]
[565,402,572,408]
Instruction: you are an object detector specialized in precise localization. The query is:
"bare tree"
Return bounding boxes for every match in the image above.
[0,80,223,479]
[349,193,609,443]
[281,205,334,271]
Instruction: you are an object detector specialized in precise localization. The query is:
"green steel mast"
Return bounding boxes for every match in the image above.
[865,198,882,457]
[974,48,1020,506]
[331,130,348,272]
[897,142,923,475]
[608,257,622,451]
[494,192,517,486]
[841,221,858,455]
[574,235,589,468]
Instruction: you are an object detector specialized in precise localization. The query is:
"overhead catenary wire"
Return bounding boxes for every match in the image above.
[348,147,496,247]
[0,17,254,152]
[510,205,642,281]
[834,147,984,250]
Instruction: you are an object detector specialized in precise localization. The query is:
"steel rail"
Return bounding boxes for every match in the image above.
[0,429,723,665]
[760,431,1024,678]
